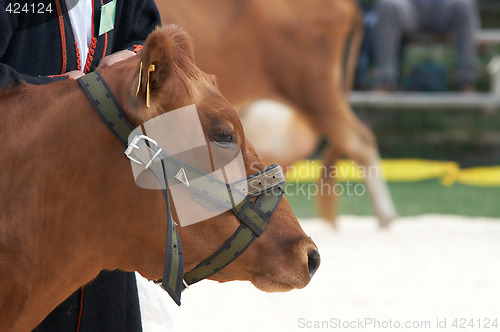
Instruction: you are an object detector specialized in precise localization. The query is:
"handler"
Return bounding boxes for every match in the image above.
[1,0,160,330]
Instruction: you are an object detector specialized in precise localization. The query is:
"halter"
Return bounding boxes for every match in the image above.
[78,71,285,305]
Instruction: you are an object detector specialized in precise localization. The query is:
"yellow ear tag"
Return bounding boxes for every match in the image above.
[135,62,143,97]
[146,64,155,108]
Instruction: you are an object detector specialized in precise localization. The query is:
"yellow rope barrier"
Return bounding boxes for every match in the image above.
[285,159,500,187]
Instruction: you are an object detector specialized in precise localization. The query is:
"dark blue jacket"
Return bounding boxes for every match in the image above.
[1,1,161,331]
[0,0,161,87]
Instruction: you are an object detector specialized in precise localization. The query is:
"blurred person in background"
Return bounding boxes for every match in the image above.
[372,0,480,92]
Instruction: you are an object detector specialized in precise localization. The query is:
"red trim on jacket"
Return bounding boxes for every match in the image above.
[84,0,96,73]
[132,45,143,53]
[55,0,67,74]
[75,42,82,71]
[102,33,108,59]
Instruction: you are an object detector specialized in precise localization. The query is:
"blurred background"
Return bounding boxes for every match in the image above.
[155,1,500,331]
[287,0,500,220]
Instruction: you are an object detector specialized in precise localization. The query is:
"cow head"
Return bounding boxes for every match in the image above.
[106,26,320,292]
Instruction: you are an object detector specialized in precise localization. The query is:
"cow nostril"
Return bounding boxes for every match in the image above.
[307,249,321,278]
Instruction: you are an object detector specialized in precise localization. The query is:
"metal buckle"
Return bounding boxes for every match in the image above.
[124,134,163,169]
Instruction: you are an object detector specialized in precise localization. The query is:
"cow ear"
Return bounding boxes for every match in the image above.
[134,25,196,110]
[136,29,173,105]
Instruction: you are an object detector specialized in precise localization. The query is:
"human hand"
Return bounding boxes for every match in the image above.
[97,50,136,69]
[65,70,85,79]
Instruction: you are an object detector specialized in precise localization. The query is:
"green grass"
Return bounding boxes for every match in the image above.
[284,180,500,219]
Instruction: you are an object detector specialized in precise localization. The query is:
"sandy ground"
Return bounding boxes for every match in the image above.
[138,215,500,332]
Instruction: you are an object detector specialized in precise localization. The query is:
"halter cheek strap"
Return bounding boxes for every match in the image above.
[78,71,184,305]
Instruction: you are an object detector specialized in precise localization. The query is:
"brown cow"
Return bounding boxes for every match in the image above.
[0,26,319,331]
[158,0,396,228]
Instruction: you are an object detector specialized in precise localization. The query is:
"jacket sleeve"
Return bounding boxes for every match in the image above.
[112,0,161,53]
[0,3,67,90]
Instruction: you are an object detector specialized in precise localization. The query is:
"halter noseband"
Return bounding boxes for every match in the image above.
[78,71,285,305]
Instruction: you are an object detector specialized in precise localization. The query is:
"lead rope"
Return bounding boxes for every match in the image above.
[159,160,184,304]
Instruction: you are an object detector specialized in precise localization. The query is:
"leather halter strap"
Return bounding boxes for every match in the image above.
[77,70,284,305]
[78,71,184,304]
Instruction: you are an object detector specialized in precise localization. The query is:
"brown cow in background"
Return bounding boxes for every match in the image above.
[158,0,396,227]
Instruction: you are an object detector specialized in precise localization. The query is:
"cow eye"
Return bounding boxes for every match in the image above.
[213,130,233,146]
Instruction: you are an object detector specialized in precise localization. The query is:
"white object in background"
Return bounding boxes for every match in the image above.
[487,55,500,95]
[240,99,318,166]
[136,272,176,332]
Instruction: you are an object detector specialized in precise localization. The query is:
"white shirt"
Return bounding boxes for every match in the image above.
[65,0,93,72]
